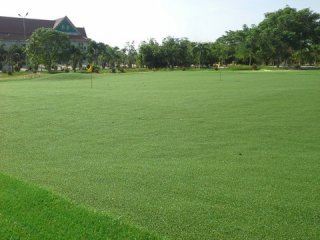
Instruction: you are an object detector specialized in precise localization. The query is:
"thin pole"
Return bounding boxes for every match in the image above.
[18,12,28,68]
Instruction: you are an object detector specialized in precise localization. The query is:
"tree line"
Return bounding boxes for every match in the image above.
[138,6,320,68]
[1,6,319,73]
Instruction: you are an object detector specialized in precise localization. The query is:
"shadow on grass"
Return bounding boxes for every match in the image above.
[0,173,159,240]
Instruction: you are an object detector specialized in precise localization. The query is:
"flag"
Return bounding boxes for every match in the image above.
[87,64,93,73]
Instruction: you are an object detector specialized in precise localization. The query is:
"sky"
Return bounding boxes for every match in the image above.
[1,0,320,47]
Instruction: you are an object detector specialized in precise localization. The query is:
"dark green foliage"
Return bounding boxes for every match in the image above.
[69,45,85,72]
[118,67,126,73]
[93,65,100,73]
[228,64,256,70]
[124,41,138,68]
[26,28,71,72]
[138,39,165,69]
[137,6,320,68]
[251,64,258,70]
[257,6,320,66]
[0,44,26,73]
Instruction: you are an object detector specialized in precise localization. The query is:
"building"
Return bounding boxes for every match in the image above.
[0,16,89,48]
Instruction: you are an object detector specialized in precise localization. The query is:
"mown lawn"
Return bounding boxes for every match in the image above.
[0,173,159,240]
[1,70,320,239]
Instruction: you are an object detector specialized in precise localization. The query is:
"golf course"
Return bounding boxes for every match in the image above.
[1,70,319,239]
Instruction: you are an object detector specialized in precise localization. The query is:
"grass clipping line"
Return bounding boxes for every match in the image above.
[0,173,159,240]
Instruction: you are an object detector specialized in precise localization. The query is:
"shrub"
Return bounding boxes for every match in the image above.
[294,64,301,70]
[228,64,260,71]
[93,66,100,73]
[251,64,258,70]
[118,67,126,73]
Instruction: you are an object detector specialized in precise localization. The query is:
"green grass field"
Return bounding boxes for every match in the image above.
[1,70,320,239]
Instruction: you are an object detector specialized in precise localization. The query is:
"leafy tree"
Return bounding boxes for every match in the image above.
[16,5,319,72]
[69,45,84,72]
[194,42,216,67]
[162,37,179,68]
[86,40,99,65]
[256,6,320,66]
[0,45,26,73]
[26,28,71,72]
[177,38,194,67]
[214,37,234,65]
[139,39,165,69]
[105,45,117,68]
[124,41,137,68]
[310,44,320,65]
[112,47,126,68]
[9,45,26,71]
[233,25,257,65]
[0,43,7,70]
[98,44,112,69]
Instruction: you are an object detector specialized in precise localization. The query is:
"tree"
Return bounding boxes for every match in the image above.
[86,40,99,65]
[310,44,320,65]
[214,37,234,65]
[177,38,194,67]
[98,44,112,69]
[139,39,165,69]
[162,37,179,68]
[0,43,7,70]
[26,28,71,72]
[69,45,85,72]
[124,41,137,68]
[256,6,320,66]
[112,47,125,68]
[193,42,216,67]
[0,45,26,73]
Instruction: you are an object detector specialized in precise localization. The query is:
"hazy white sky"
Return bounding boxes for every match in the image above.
[2,0,320,47]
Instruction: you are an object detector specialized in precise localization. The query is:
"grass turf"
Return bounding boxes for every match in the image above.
[0,173,158,240]
[1,70,320,239]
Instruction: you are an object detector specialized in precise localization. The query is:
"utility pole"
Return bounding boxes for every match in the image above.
[18,12,28,68]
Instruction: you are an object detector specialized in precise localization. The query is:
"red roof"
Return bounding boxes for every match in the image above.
[0,16,88,42]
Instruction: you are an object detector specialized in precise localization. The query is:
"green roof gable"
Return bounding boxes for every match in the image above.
[54,17,79,35]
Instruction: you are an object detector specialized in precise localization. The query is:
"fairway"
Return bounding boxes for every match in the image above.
[1,71,320,239]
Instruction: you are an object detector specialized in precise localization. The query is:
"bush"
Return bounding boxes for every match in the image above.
[93,66,100,73]
[125,68,149,73]
[2,65,13,73]
[228,64,260,71]
[118,67,126,73]
[111,68,116,73]
[294,64,301,70]
[251,64,258,70]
